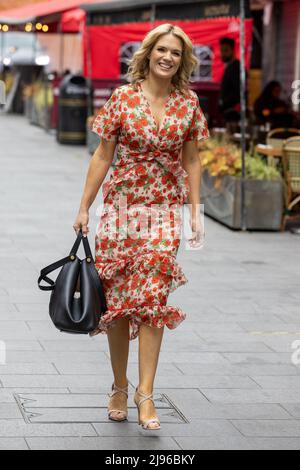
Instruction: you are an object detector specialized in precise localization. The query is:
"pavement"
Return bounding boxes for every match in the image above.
[0,112,300,450]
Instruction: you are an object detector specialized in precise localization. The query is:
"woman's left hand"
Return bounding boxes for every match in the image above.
[188,213,205,248]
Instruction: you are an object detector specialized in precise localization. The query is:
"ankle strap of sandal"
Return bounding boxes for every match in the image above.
[110,383,128,398]
[136,387,154,405]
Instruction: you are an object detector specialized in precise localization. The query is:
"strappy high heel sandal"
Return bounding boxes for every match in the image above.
[134,386,161,430]
[107,382,128,422]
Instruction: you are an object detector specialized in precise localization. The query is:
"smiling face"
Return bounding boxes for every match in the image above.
[148,33,183,81]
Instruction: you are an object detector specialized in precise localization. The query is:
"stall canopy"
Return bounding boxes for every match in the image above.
[0,0,99,23]
[61,8,86,33]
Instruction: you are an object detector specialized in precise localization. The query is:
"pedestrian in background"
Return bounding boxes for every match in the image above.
[219,37,247,132]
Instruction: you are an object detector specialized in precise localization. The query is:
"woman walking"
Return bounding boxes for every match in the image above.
[73,23,209,430]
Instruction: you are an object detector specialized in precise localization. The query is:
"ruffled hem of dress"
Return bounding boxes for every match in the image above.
[89,304,186,341]
[95,251,188,294]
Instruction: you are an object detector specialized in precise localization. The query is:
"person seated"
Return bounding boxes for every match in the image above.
[254,81,296,129]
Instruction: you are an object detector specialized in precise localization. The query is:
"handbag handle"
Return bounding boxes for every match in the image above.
[38,229,94,291]
[69,229,93,260]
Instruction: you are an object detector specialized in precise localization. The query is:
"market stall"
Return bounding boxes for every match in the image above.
[0,0,98,127]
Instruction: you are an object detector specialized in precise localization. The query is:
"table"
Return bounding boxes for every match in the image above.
[255,144,284,168]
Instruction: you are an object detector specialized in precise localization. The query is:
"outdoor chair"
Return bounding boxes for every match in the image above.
[266,128,300,149]
[281,136,300,231]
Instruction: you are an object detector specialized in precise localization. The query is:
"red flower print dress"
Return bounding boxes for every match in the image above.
[90,81,209,341]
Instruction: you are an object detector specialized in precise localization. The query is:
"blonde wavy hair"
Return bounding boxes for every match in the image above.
[125,23,199,95]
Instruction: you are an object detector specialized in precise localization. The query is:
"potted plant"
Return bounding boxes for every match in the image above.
[199,137,284,230]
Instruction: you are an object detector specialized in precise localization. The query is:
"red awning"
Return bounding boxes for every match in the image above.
[61,8,86,33]
[0,0,103,22]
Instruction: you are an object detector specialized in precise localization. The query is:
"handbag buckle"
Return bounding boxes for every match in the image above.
[86,257,91,263]
[70,254,76,261]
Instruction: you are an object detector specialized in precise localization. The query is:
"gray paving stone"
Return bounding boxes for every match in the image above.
[0,420,97,437]
[168,403,290,420]
[0,304,17,314]
[0,330,35,340]
[251,376,300,389]
[0,341,43,351]
[54,361,182,376]
[93,419,242,437]
[128,374,260,389]
[26,436,180,450]
[174,363,300,376]
[280,404,300,418]
[221,352,294,365]
[4,351,108,363]
[0,390,16,403]
[231,420,300,437]
[200,388,300,404]
[14,303,49,313]
[1,374,120,388]
[173,436,300,450]
[0,403,23,419]
[0,438,28,450]
[259,337,300,353]
[9,388,70,394]
[238,322,300,332]
[39,340,103,352]
[0,363,58,374]
[196,332,300,342]
[178,340,273,353]
[127,351,228,364]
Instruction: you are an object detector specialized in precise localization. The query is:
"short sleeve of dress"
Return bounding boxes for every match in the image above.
[185,91,210,142]
[92,87,121,142]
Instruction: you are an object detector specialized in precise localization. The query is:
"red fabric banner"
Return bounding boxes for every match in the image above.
[83,18,253,83]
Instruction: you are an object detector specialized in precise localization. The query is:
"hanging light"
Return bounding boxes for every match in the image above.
[2,24,9,32]
[42,25,48,32]
[36,23,42,30]
[25,23,32,32]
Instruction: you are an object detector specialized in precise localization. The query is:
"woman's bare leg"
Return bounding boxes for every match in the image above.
[135,323,164,428]
[107,317,130,415]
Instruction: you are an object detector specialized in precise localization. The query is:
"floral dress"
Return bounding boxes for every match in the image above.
[90,80,209,341]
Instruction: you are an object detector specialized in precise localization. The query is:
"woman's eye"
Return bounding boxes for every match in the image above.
[157,47,181,56]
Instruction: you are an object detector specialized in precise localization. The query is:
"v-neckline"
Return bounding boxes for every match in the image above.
[138,80,175,134]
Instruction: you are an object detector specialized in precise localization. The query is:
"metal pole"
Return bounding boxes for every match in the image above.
[44,71,49,132]
[58,21,64,74]
[150,3,156,28]
[85,13,93,116]
[0,30,4,75]
[239,0,247,231]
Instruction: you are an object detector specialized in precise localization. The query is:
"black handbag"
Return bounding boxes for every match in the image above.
[37,229,107,334]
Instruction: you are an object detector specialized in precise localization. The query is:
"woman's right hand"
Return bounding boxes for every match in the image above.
[73,208,89,237]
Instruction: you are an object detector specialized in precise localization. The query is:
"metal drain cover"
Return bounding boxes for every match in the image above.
[14,392,188,424]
